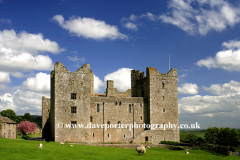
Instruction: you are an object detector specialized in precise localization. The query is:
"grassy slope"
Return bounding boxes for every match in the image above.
[0,138,238,160]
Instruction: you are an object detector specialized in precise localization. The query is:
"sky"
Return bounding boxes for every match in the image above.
[0,0,239,129]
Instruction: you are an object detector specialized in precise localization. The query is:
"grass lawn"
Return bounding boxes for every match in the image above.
[17,133,42,140]
[0,138,239,160]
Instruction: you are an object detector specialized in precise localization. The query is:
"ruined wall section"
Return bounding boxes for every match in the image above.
[42,96,51,139]
[53,62,94,142]
[131,70,149,125]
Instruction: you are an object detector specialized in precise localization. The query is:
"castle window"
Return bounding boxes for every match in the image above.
[158,124,160,128]
[163,108,165,112]
[129,104,131,113]
[162,83,165,88]
[4,124,5,129]
[90,116,93,123]
[108,134,109,137]
[115,101,117,106]
[107,121,110,125]
[71,93,77,99]
[154,97,155,99]
[124,134,126,138]
[140,116,142,120]
[119,101,122,106]
[140,103,142,107]
[71,121,77,128]
[145,136,148,141]
[93,133,94,137]
[71,107,76,113]
[97,104,100,112]
[163,96,165,100]
[118,121,121,128]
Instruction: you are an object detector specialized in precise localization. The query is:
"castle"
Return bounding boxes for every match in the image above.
[42,62,179,143]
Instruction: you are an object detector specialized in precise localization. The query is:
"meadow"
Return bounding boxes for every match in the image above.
[0,138,239,160]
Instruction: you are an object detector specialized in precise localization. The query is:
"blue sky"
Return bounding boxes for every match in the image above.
[0,0,240,129]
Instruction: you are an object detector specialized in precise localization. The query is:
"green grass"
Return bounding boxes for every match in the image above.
[0,138,239,160]
[17,133,42,140]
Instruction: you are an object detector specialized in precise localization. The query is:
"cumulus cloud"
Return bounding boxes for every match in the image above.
[22,72,50,92]
[104,68,132,92]
[178,83,199,94]
[94,75,105,93]
[0,29,65,54]
[0,29,65,73]
[159,0,240,35]
[203,80,240,95]
[179,80,240,117]
[0,48,54,72]
[0,90,48,115]
[0,72,11,83]
[52,15,127,40]
[222,39,240,50]
[197,40,240,71]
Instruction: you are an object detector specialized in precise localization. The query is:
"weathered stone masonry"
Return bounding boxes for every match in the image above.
[42,62,179,143]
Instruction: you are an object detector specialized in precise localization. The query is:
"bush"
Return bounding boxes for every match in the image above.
[160,141,180,146]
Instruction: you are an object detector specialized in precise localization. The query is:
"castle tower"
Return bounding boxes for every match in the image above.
[47,62,94,142]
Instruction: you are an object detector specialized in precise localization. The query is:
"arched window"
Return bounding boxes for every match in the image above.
[129,104,131,113]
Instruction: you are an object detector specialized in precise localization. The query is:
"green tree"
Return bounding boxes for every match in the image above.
[204,127,219,146]
[229,128,239,148]
[23,113,32,122]
[0,109,19,123]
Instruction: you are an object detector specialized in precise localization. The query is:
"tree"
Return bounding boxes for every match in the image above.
[16,121,37,135]
[204,127,219,146]
[23,113,33,122]
[0,109,19,123]
[229,128,240,148]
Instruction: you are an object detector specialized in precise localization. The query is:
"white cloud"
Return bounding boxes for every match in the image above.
[22,72,50,92]
[53,15,127,40]
[94,75,105,93]
[104,68,132,92]
[159,0,240,35]
[203,80,240,95]
[67,56,85,62]
[140,12,158,21]
[197,49,240,71]
[0,29,65,54]
[0,90,48,115]
[0,48,54,72]
[178,83,199,94]
[0,72,10,83]
[222,39,240,50]
[179,80,240,116]
[123,22,138,31]
[121,12,158,31]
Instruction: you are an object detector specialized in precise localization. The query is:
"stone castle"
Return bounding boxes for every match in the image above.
[42,62,179,143]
